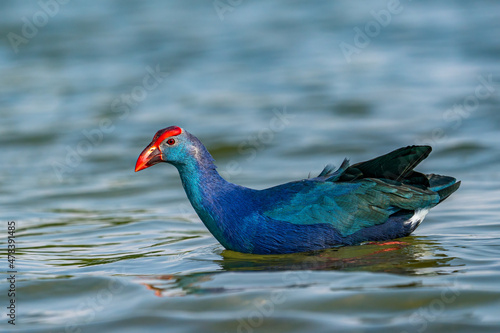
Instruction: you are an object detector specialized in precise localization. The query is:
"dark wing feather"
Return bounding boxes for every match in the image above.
[263,145,452,237]
[338,145,432,185]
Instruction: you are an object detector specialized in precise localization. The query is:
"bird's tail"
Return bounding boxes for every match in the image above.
[427,174,461,203]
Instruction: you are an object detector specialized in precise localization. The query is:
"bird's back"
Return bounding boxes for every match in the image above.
[239,145,461,254]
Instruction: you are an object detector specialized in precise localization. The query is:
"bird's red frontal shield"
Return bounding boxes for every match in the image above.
[135,126,183,172]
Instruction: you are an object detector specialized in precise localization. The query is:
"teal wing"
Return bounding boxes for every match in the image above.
[262,145,449,237]
[262,177,440,237]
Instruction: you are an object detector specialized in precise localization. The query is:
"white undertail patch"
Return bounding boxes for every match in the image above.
[406,208,430,229]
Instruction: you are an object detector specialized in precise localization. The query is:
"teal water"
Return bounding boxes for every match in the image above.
[1,1,500,332]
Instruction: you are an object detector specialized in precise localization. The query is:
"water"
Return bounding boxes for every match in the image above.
[1,1,500,332]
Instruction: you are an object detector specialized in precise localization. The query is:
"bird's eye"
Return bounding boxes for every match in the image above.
[166,138,176,145]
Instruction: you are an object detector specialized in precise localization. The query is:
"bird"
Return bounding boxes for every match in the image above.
[135,126,460,255]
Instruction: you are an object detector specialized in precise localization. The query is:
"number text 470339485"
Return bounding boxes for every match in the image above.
[7,221,16,326]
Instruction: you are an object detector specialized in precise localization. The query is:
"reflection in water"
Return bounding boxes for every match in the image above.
[140,237,457,297]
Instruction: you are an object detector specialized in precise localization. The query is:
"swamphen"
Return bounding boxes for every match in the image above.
[135,126,460,254]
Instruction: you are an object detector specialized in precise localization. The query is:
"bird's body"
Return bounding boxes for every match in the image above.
[136,126,460,254]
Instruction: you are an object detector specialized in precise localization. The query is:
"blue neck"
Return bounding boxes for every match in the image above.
[173,150,235,248]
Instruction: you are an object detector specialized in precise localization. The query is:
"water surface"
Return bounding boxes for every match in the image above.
[1,1,500,332]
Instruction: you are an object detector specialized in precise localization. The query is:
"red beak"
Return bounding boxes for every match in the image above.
[135,143,163,172]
